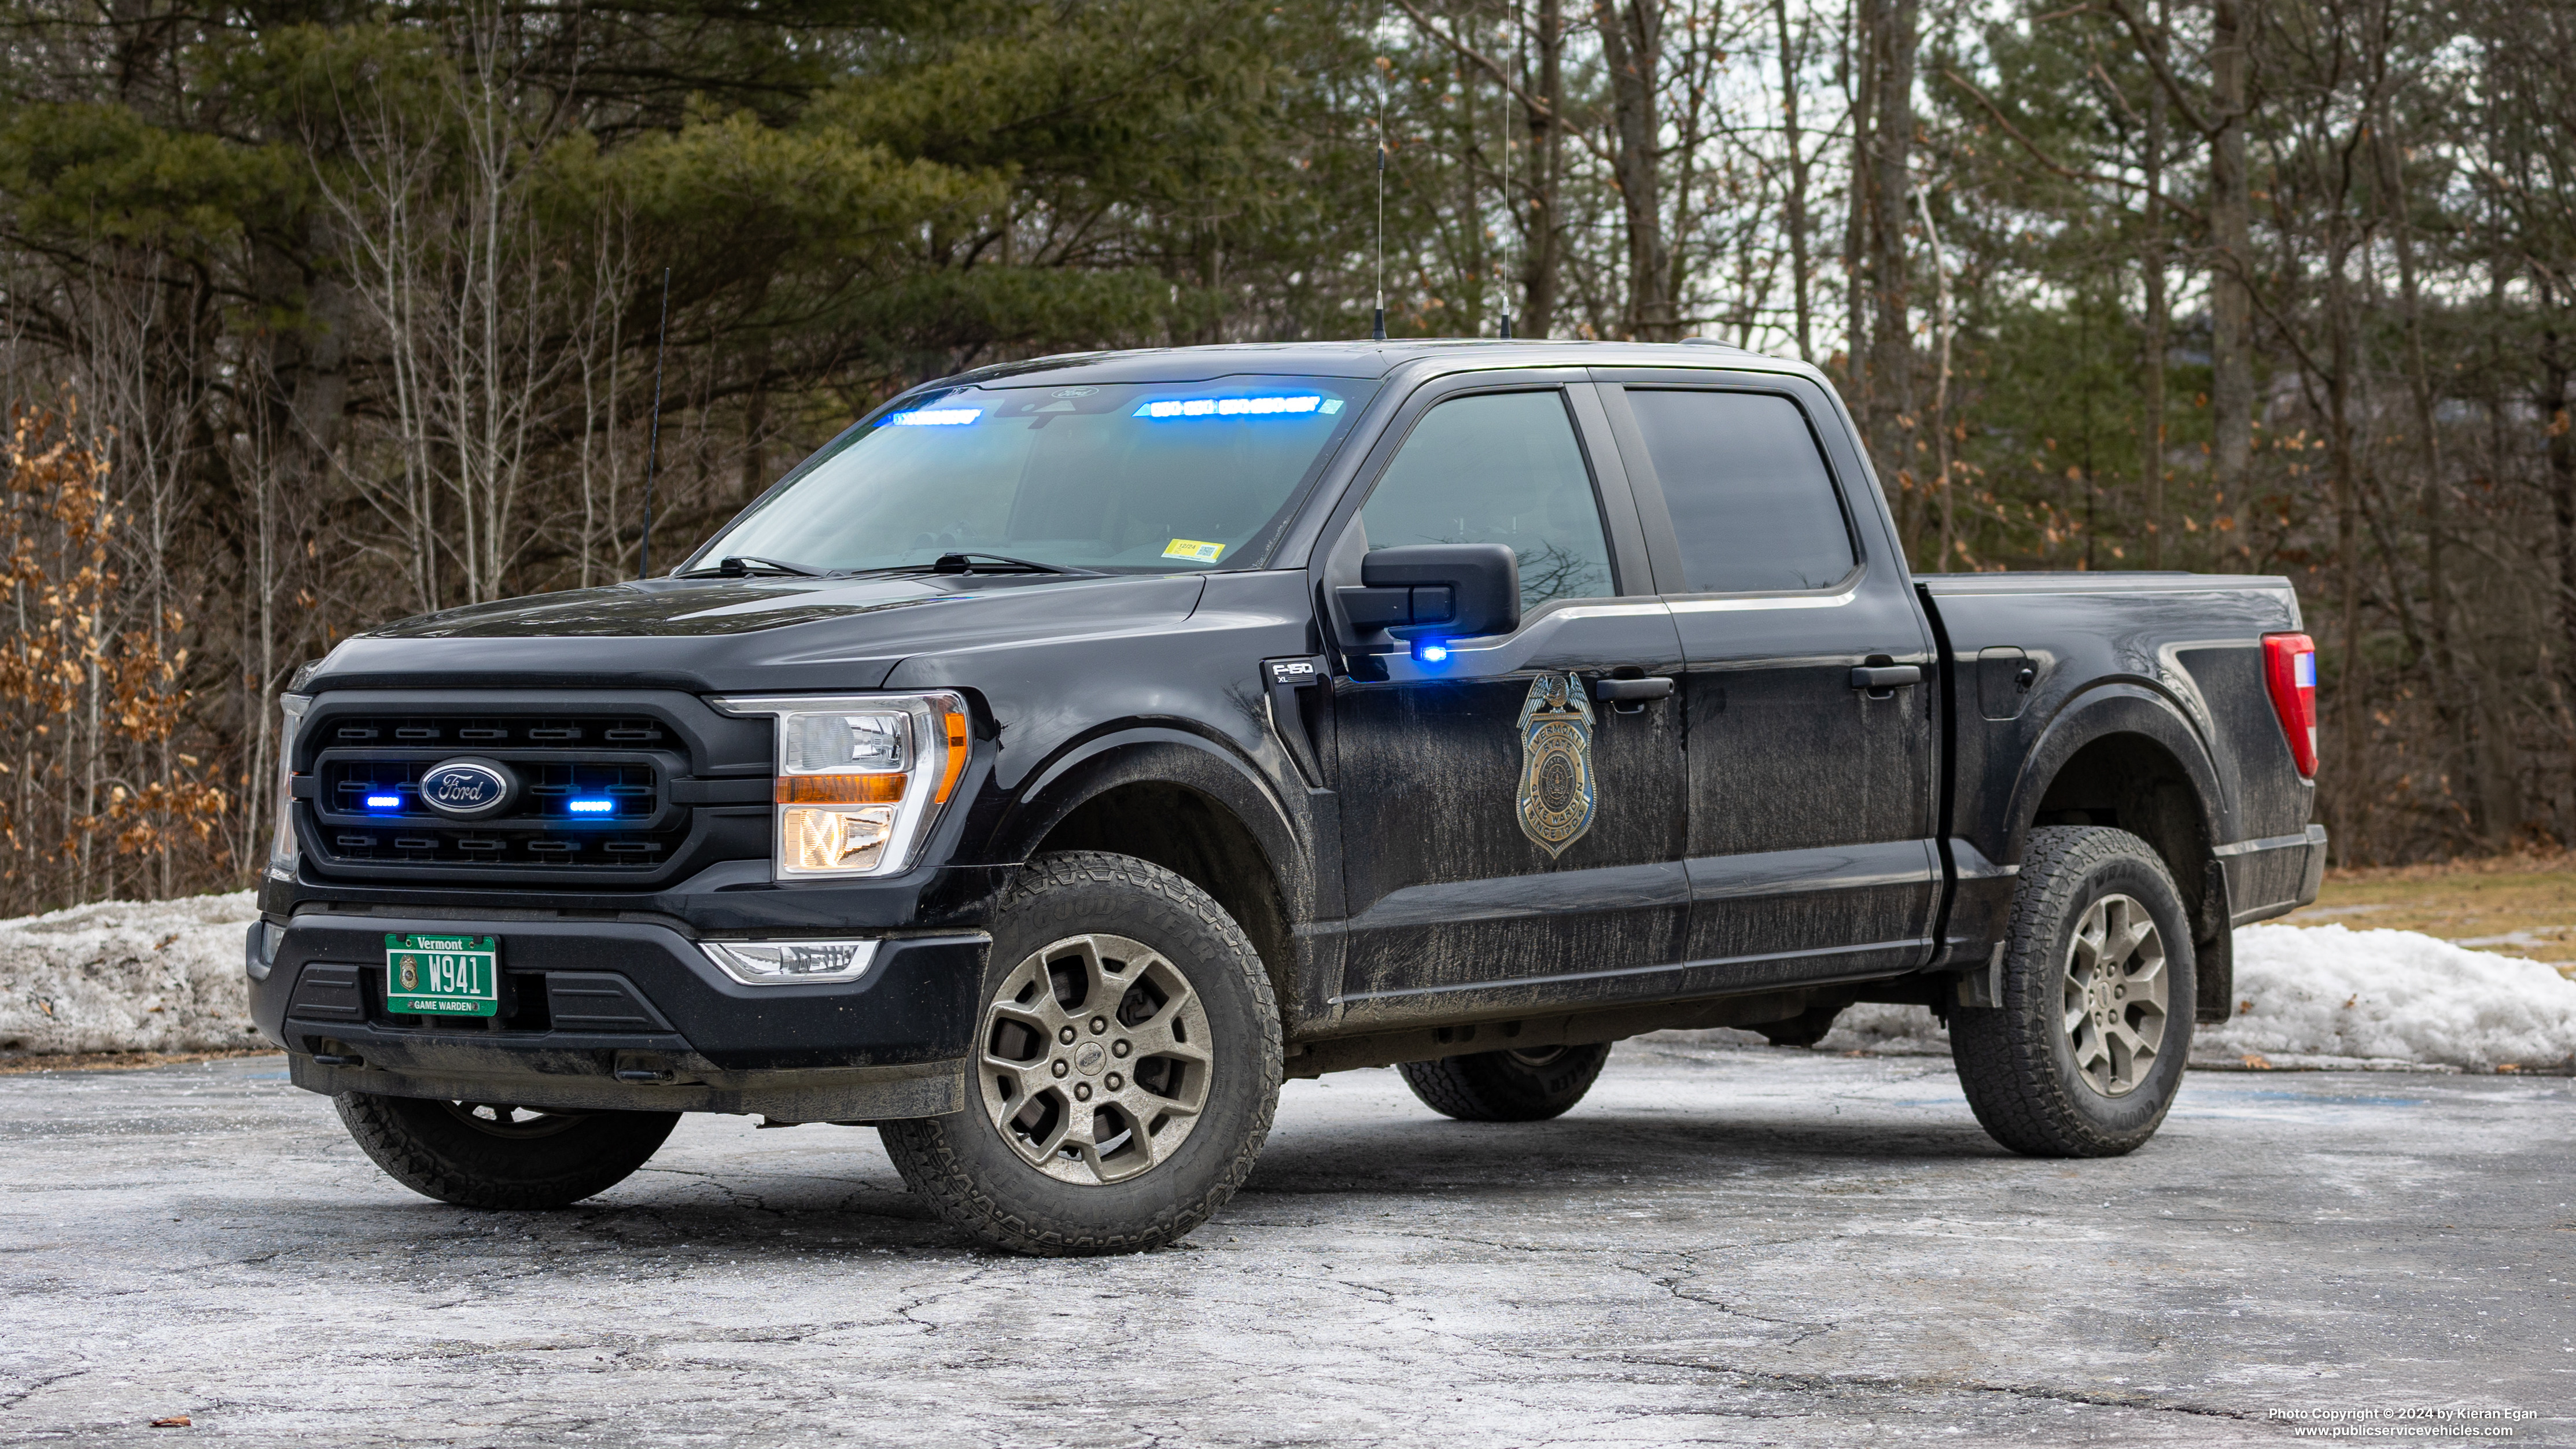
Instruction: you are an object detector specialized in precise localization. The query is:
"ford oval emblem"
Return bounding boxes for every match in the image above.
[418,758,518,820]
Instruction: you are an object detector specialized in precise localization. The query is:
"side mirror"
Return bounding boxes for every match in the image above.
[1337,543,1521,642]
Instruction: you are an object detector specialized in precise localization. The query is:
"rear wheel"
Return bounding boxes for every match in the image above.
[1948,825,2195,1157]
[879,851,1280,1256]
[1398,1041,1611,1122]
[333,1093,679,1208]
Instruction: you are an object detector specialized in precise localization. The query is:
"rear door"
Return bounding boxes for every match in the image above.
[1591,371,1942,988]
[1319,374,1689,1028]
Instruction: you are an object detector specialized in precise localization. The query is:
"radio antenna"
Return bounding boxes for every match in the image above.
[1373,94,1387,341]
[1501,1,1519,340]
[639,266,669,581]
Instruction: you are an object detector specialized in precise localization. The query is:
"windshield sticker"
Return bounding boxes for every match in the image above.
[1162,539,1226,563]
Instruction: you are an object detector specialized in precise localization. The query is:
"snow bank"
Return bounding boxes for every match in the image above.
[0,891,262,1055]
[2202,924,2576,1071]
[1807,923,2576,1072]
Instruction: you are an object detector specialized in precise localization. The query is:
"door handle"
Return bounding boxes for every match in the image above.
[1850,665,1922,692]
[1591,677,1675,704]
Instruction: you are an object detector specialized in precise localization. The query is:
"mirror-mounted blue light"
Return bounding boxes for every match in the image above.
[566,799,616,814]
[364,794,401,810]
[1133,395,1341,420]
[885,407,981,427]
[1412,640,1450,664]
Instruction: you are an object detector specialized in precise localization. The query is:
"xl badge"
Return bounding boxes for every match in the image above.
[418,758,518,820]
[1516,673,1597,857]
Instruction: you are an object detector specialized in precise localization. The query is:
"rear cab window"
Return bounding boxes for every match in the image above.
[1617,388,1858,594]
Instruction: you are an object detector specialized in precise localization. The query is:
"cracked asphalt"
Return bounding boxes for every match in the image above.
[1,1038,2569,1447]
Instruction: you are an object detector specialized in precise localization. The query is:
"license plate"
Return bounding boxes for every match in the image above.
[385,934,499,1016]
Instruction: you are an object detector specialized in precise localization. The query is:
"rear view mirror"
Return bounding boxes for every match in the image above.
[1337,543,1521,642]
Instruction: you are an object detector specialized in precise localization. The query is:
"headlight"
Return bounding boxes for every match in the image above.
[266,694,311,880]
[712,692,970,880]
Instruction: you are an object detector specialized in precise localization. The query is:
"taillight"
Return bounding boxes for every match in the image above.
[2262,632,2319,777]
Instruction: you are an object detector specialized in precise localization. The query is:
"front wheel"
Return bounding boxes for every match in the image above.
[1949,825,2197,1157]
[334,1093,679,1208]
[879,851,1281,1256]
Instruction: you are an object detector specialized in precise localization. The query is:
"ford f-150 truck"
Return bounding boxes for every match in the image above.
[249,339,2328,1255]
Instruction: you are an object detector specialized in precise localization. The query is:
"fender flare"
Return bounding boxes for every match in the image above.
[2002,683,2235,867]
[984,726,1316,923]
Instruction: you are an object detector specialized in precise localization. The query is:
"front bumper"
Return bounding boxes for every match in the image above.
[250,912,985,1121]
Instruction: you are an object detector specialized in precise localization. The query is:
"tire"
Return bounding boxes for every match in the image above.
[879,851,1281,1256]
[1754,1004,1844,1048]
[1398,1041,1611,1122]
[1949,825,2197,1157]
[333,1093,680,1208]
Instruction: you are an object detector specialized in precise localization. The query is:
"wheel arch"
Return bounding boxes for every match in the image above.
[2006,687,2236,1019]
[990,731,1314,1019]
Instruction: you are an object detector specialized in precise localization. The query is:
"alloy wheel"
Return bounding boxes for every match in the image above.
[2061,893,2170,1097]
[976,933,1213,1185]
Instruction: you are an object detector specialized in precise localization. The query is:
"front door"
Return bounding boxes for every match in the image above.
[1324,379,1689,1028]
[1594,374,1943,989]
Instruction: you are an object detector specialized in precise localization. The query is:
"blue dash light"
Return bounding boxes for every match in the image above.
[885,407,982,427]
[1133,395,1337,420]
[1412,640,1450,665]
[567,798,616,815]
[364,794,401,810]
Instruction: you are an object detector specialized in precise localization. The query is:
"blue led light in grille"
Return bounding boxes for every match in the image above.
[567,799,616,814]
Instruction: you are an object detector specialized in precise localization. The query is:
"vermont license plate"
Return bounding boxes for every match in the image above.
[385,934,500,1016]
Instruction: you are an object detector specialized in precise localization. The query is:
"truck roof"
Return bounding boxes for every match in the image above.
[946,337,1829,389]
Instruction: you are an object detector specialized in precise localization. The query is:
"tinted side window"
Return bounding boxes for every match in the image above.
[1358,390,1613,610]
[1626,389,1856,593]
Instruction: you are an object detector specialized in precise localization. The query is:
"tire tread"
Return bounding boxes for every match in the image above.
[880,851,1280,1256]
[1949,825,2193,1158]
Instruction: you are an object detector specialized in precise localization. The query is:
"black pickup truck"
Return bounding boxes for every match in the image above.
[249,340,2327,1255]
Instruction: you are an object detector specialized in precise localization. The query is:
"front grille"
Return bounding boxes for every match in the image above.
[325,759,658,823]
[323,715,671,748]
[296,701,766,886]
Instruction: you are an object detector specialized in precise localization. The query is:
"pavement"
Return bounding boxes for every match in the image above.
[0,1039,2567,1447]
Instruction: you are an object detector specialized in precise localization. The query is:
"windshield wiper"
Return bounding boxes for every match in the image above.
[931,551,1107,578]
[683,555,836,578]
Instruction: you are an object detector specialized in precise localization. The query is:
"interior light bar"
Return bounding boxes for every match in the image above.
[885,407,982,427]
[1133,396,1339,419]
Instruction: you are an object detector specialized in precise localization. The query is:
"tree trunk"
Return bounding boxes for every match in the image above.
[2142,0,2170,568]
[1843,0,1874,389]
[2209,0,2256,562]
[1864,0,1919,521]
[1521,0,1565,338]
[1775,0,1814,362]
[1593,0,1675,340]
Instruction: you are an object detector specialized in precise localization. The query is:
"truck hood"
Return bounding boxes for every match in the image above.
[303,572,1211,694]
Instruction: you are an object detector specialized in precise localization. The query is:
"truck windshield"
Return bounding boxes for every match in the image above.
[701,377,1377,575]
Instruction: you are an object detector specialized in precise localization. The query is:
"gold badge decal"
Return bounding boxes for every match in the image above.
[1517,672,1597,857]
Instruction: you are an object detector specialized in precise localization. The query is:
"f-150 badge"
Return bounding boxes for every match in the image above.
[1517,673,1597,856]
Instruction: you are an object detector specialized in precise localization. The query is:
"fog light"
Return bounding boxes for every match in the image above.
[700,939,879,985]
[782,804,897,872]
